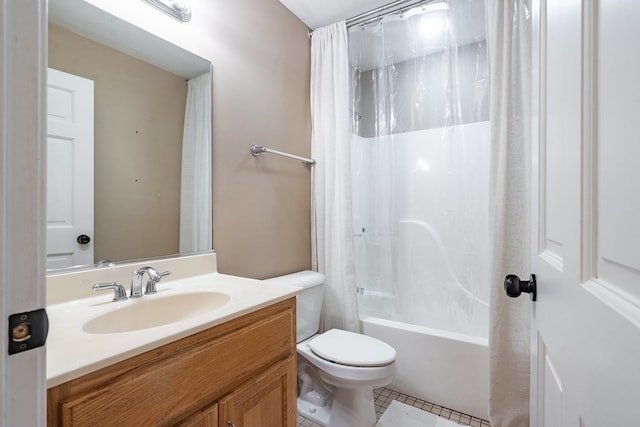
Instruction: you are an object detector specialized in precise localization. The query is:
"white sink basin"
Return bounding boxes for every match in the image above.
[83,291,231,334]
[47,271,302,388]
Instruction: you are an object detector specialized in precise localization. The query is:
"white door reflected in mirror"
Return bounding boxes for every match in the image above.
[46,68,94,269]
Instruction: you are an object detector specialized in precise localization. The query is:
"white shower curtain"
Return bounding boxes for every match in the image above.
[179,71,212,253]
[486,0,532,425]
[310,21,359,333]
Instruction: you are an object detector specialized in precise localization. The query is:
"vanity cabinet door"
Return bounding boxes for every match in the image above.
[178,402,219,427]
[219,357,296,427]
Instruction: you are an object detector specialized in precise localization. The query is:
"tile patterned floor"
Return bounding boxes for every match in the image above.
[297,387,492,427]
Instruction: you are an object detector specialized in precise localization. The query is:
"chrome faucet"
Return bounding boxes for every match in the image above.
[130,266,172,298]
[92,282,128,302]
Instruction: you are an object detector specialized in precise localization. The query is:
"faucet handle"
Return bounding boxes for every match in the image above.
[144,270,172,295]
[92,282,128,302]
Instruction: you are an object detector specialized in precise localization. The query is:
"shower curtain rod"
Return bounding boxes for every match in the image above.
[308,0,443,38]
[346,0,443,27]
[250,145,316,167]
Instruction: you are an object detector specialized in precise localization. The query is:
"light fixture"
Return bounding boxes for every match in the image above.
[417,158,431,172]
[422,2,449,14]
[400,1,449,20]
[140,0,192,23]
[419,2,449,40]
[420,13,447,39]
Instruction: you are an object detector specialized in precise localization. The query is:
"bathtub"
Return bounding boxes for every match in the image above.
[361,317,489,420]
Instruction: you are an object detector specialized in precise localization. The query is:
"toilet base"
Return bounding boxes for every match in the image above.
[297,397,331,426]
[329,386,377,427]
[297,387,378,427]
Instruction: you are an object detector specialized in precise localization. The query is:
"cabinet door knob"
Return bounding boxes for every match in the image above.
[227,422,236,427]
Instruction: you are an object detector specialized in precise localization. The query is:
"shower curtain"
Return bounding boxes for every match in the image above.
[180,72,212,253]
[310,21,360,333]
[312,1,532,421]
[348,0,491,337]
[486,0,532,425]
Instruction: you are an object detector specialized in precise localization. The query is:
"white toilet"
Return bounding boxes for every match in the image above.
[264,271,396,427]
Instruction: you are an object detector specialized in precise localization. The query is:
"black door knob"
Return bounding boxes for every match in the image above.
[504,274,537,301]
[77,234,91,245]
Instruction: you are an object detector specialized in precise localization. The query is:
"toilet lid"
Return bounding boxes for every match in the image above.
[309,329,396,367]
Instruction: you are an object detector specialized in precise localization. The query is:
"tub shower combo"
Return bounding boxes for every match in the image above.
[348,0,490,419]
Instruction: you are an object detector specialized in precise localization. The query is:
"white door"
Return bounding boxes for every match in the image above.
[46,68,94,269]
[531,1,640,425]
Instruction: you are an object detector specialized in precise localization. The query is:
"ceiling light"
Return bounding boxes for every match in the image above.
[140,0,191,23]
[406,1,449,17]
[421,15,447,39]
[423,2,449,13]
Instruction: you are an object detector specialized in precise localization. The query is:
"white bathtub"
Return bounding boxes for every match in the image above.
[361,317,489,420]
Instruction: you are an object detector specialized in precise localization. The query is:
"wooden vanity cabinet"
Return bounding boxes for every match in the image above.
[47,298,297,427]
[218,358,294,426]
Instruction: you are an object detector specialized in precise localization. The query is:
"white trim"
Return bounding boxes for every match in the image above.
[0,0,48,425]
[530,0,543,425]
[581,0,598,285]
[583,279,640,329]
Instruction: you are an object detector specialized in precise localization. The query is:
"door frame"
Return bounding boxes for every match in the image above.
[0,0,48,425]
[530,0,542,425]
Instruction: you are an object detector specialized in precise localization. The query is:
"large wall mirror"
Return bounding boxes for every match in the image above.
[47,0,213,272]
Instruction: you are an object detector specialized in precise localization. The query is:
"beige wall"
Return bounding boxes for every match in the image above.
[79,0,312,278]
[208,2,312,278]
[49,24,186,262]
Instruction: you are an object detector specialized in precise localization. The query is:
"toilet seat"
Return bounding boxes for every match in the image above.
[309,329,396,367]
[297,340,396,384]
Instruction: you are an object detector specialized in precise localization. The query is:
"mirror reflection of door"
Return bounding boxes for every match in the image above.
[46,67,94,269]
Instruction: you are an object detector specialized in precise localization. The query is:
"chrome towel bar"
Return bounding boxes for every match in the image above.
[250,145,316,167]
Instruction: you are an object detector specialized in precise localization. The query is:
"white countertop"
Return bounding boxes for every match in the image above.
[47,272,300,388]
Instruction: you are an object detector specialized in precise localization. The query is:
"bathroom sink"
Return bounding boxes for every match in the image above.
[83,291,231,334]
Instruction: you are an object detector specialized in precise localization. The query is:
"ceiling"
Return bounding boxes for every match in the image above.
[279,0,393,29]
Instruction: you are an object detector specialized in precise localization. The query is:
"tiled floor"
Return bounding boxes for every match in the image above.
[297,387,492,427]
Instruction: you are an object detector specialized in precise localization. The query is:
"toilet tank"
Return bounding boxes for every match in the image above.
[263,270,325,343]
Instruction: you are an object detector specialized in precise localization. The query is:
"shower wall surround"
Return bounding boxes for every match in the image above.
[351,121,490,337]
